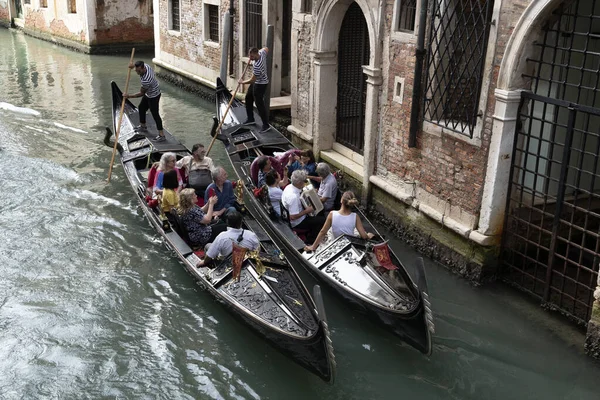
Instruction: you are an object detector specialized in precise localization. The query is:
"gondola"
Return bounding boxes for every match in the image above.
[212,78,435,355]
[105,81,335,382]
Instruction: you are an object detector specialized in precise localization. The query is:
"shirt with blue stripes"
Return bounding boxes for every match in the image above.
[140,63,160,98]
[253,49,269,85]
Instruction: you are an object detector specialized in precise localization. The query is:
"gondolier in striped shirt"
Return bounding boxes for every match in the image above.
[238,47,270,133]
[124,61,165,142]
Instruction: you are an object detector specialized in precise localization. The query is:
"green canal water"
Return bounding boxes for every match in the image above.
[0,28,599,399]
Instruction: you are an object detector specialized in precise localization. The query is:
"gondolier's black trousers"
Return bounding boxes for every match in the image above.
[139,94,163,131]
[245,83,269,129]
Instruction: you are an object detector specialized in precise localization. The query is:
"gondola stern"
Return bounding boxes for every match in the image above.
[414,257,435,355]
[313,284,336,384]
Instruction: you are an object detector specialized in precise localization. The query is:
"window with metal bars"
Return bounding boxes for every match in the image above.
[24,0,31,5]
[67,0,76,13]
[170,0,181,31]
[245,0,262,49]
[207,4,219,42]
[302,0,312,13]
[395,0,417,32]
[40,0,48,8]
[423,0,494,138]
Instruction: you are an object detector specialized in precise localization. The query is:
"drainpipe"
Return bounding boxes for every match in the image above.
[229,2,234,76]
[408,0,430,148]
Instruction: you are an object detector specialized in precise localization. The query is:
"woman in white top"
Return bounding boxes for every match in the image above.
[304,191,374,252]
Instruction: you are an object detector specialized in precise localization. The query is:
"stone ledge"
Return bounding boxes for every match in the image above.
[585,302,600,361]
[319,150,363,182]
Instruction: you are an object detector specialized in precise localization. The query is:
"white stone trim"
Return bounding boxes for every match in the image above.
[478,88,523,236]
[370,175,496,246]
[203,1,219,43]
[497,0,561,90]
[392,76,405,104]
[390,0,420,44]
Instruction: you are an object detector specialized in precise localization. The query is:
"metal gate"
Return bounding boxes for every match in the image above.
[501,0,600,324]
[336,2,369,154]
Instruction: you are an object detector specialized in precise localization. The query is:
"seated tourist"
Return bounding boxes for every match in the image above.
[315,162,338,212]
[176,143,214,196]
[256,155,288,188]
[160,170,180,213]
[287,149,317,178]
[282,170,326,244]
[204,166,237,219]
[266,169,283,217]
[196,210,260,268]
[179,188,226,248]
[155,152,183,194]
[304,191,374,252]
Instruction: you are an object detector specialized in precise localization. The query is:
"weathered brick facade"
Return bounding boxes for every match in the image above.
[0,1,9,27]
[1,0,153,53]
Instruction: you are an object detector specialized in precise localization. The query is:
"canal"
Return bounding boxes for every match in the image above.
[0,28,598,399]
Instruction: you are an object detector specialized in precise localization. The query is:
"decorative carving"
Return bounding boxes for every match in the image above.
[314,237,351,266]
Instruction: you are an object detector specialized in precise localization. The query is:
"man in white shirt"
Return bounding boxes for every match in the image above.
[196,211,260,268]
[281,170,326,244]
[316,162,338,211]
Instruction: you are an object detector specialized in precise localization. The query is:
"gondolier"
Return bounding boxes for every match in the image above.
[124,61,165,142]
[239,47,270,133]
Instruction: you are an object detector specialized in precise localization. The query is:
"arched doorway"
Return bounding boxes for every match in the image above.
[501,0,600,324]
[336,2,369,154]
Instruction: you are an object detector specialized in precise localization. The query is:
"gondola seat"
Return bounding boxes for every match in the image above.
[250,156,284,186]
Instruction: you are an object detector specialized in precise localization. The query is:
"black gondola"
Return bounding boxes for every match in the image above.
[212,78,435,355]
[106,81,335,382]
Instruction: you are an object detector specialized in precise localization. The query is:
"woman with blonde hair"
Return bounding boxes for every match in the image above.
[304,191,374,252]
[178,188,225,248]
[155,152,183,194]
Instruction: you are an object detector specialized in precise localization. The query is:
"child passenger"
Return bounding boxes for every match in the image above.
[161,169,180,213]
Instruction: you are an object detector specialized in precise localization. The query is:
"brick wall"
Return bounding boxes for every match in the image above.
[0,2,9,24]
[158,0,233,73]
[94,0,154,45]
[378,0,532,216]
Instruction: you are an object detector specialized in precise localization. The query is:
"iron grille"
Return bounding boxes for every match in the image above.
[171,0,180,31]
[68,0,76,13]
[336,2,369,154]
[245,0,263,49]
[397,0,417,32]
[24,0,30,5]
[208,4,219,42]
[423,0,494,137]
[302,0,312,13]
[502,0,600,325]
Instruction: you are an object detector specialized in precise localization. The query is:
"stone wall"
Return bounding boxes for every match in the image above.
[93,0,154,46]
[0,0,9,27]
[377,0,531,219]
[156,0,232,86]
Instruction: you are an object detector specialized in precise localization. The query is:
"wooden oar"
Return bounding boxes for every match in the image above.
[107,48,136,183]
[206,61,252,156]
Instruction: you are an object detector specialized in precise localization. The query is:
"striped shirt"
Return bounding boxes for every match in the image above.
[253,49,269,85]
[140,63,160,98]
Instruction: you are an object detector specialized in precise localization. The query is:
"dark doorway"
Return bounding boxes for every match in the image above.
[336,2,369,154]
[281,0,292,95]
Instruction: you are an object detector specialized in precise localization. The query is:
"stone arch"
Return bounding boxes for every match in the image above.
[314,0,382,66]
[497,0,564,90]
[478,0,575,238]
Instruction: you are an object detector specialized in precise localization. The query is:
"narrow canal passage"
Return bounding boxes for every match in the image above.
[0,29,598,399]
